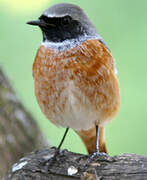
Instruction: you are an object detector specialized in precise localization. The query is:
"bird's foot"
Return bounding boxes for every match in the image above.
[42,147,68,171]
[87,150,108,164]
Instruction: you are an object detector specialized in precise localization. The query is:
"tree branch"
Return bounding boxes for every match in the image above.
[4,148,147,180]
[0,68,48,179]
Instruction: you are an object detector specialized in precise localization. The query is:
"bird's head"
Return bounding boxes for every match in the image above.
[27,3,99,43]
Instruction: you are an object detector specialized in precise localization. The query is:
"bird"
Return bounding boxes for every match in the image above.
[27,3,120,157]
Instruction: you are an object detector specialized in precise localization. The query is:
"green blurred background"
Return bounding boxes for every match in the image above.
[0,0,147,156]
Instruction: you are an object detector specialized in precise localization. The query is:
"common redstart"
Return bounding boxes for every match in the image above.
[27,3,120,157]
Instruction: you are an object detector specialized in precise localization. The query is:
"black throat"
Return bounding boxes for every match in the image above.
[39,15,87,43]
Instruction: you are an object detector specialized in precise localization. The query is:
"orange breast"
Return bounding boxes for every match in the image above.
[33,39,120,131]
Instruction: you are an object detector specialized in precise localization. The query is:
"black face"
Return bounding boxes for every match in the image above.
[39,15,86,42]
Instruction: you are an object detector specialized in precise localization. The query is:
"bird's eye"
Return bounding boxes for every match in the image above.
[39,15,49,22]
[61,16,72,26]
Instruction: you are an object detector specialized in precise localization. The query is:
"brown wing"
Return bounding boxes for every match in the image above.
[72,39,120,154]
[67,39,120,124]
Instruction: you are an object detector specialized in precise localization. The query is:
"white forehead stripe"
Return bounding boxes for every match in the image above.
[43,12,68,18]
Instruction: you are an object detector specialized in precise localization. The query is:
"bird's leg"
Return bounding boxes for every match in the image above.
[95,125,100,153]
[88,125,107,163]
[55,127,69,156]
[45,128,69,168]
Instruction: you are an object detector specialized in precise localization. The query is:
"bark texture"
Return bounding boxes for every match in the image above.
[4,148,147,180]
[0,68,48,179]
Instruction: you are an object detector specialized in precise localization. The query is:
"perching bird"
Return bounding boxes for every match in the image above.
[27,3,120,157]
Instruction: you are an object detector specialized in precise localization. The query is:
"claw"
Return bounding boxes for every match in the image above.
[88,150,108,164]
[44,149,59,170]
[44,148,69,171]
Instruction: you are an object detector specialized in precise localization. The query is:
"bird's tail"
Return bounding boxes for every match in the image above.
[76,126,107,154]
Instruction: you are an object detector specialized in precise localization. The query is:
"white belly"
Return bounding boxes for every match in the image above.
[51,81,99,131]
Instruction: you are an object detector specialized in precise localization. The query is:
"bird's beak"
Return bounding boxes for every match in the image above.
[27,19,56,27]
[26,19,45,26]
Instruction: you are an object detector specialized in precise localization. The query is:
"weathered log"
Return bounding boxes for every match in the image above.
[4,148,147,180]
[0,68,48,179]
